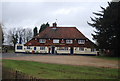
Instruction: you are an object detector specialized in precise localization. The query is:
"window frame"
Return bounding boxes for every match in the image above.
[53,39,59,43]
[27,46,30,49]
[79,47,84,51]
[40,46,45,50]
[64,47,68,50]
[39,39,46,43]
[91,48,96,52]
[57,47,68,50]
[17,46,23,50]
[66,40,73,44]
[78,40,85,44]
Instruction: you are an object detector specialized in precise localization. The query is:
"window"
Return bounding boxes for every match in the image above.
[78,40,85,44]
[17,46,22,49]
[40,47,45,50]
[57,47,63,50]
[34,47,36,50]
[79,47,84,51]
[27,46,30,49]
[66,40,73,44]
[74,47,78,50]
[57,47,68,50]
[91,48,96,52]
[53,39,59,43]
[64,47,68,50]
[39,39,46,43]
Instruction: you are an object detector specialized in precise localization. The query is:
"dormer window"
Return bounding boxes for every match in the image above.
[39,39,46,43]
[66,40,73,44]
[53,39,59,43]
[78,40,85,44]
[61,39,65,43]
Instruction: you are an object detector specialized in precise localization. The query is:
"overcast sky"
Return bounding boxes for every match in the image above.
[0,0,113,42]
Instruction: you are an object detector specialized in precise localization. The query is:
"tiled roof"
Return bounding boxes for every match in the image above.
[25,39,41,46]
[24,26,96,48]
[24,39,96,48]
[35,27,87,39]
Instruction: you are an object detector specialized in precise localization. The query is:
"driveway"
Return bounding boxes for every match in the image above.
[2,53,43,58]
[2,53,119,69]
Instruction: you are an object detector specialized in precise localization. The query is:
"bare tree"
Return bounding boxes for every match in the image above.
[17,28,33,43]
[25,28,33,42]
[0,23,4,45]
[7,28,18,49]
[17,28,25,44]
[7,27,33,49]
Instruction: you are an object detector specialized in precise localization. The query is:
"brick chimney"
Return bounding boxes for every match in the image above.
[53,22,57,27]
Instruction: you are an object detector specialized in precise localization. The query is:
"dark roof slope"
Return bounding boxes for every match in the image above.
[25,39,40,46]
[35,27,87,39]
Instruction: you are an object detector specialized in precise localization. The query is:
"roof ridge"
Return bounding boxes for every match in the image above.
[49,27,76,28]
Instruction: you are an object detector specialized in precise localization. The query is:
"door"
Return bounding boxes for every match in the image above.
[70,47,74,54]
[51,47,55,54]
[48,47,51,54]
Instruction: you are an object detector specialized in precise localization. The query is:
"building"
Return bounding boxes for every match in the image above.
[15,23,98,55]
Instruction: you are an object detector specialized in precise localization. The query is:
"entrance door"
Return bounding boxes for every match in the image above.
[70,47,74,54]
[51,47,55,54]
[48,47,51,54]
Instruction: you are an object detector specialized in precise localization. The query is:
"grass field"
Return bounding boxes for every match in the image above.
[93,56,120,60]
[3,59,119,79]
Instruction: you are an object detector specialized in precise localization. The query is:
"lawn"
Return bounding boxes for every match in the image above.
[92,56,120,60]
[2,59,119,79]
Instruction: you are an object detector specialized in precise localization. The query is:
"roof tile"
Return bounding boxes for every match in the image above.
[35,27,87,39]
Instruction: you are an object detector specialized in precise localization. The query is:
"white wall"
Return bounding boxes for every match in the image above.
[15,44,25,52]
[74,47,97,54]
[56,47,70,54]
[24,46,48,53]
[15,45,97,55]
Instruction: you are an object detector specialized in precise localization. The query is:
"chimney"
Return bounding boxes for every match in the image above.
[53,22,57,27]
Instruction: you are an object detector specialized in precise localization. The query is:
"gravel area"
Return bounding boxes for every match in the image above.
[3,55,119,69]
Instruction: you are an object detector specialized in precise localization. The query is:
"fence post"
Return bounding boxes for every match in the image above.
[3,67,40,80]
[15,71,18,81]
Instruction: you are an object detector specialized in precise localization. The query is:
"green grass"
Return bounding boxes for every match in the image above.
[93,56,120,60]
[8,49,14,53]
[3,59,119,79]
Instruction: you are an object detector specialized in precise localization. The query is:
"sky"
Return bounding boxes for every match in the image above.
[0,0,113,43]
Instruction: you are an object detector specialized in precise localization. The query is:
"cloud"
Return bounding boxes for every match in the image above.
[2,1,109,42]
[54,7,84,15]
[1,0,112,2]
[0,2,2,23]
[54,8,71,15]
[112,0,120,2]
